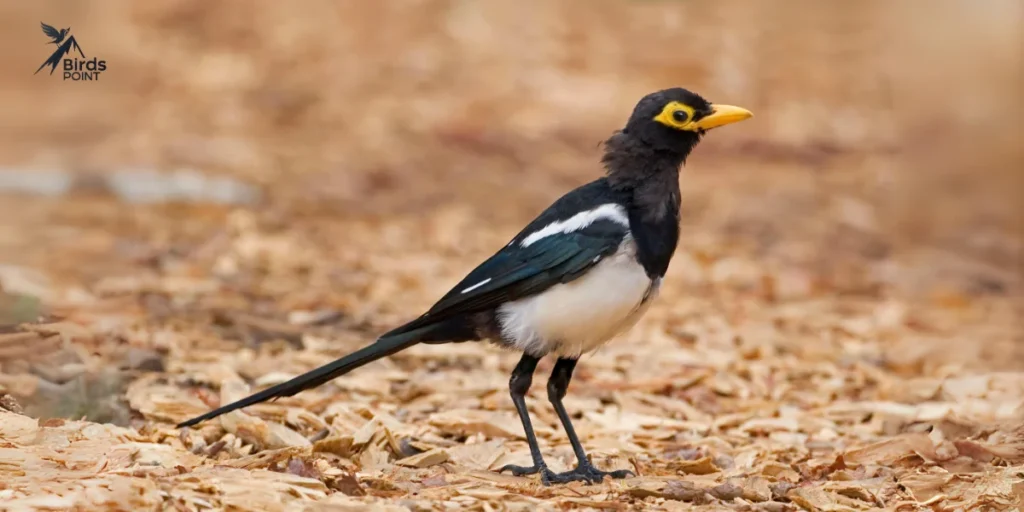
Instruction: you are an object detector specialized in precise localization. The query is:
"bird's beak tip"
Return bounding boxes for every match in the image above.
[693,104,753,131]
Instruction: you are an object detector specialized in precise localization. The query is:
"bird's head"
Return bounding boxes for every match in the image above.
[622,88,752,156]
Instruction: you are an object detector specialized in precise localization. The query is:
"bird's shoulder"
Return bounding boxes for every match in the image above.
[507,178,633,245]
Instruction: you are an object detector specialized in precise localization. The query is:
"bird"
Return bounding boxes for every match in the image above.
[178,88,752,485]
[40,22,70,45]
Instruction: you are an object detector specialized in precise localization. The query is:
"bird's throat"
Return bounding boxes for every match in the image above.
[601,132,684,223]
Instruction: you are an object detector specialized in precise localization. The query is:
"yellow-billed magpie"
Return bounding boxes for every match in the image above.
[178,88,752,485]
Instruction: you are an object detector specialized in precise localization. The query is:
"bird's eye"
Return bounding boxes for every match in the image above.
[653,102,698,130]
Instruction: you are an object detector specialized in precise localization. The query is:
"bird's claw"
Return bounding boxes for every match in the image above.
[499,463,634,485]
[546,464,634,485]
[498,463,544,477]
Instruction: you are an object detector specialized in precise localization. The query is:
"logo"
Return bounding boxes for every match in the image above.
[34,22,107,81]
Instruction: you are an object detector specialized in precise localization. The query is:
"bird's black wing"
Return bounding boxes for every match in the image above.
[384,217,628,336]
[40,22,59,40]
[178,213,629,429]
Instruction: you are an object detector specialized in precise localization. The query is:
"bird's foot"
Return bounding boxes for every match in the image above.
[499,462,633,485]
[546,463,634,485]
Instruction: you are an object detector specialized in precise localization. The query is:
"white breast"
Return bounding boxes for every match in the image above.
[497,236,659,358]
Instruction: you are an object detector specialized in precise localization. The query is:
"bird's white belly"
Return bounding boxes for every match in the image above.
[497,238,658,357]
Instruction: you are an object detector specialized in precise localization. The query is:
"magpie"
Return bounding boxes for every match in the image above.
[178,88,752,485]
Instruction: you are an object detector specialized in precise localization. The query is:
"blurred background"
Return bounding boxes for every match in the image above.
[0,1,1020,420]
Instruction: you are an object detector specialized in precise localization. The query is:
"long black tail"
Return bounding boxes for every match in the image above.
[176,323,436,428]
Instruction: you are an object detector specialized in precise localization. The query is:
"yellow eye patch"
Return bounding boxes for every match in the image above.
[653,101,698,131]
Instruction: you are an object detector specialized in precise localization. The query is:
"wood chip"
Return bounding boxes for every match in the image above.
[667,456,720,475]
[428,409,525,439]
[395,448,449,468]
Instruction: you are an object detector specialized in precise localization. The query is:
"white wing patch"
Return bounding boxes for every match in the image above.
[520,203,629,248]
[460,277,492,294]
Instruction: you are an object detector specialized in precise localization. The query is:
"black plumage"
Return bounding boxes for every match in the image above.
[177,88,751,485]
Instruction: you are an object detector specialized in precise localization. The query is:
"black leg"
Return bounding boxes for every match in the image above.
[497,353,551,479]
[547,358,589,463]
[544,358,635,484]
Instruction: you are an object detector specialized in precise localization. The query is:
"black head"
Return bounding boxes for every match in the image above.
[622,88,752,155]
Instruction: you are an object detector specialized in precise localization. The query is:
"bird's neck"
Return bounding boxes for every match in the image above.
[601,132,684,278]
[601,132,684,222]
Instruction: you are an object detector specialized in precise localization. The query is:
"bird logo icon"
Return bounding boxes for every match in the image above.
[41,22,70,45]
[35,22,85,75]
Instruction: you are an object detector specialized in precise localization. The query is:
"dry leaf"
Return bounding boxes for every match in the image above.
[742,476,773,502]
[954,440,1024,463]
[395,448,449,468]
[428,409,525,439]
[625,480,708,503]
[667,456,720,475]
[313,435,355,457]
[447,440,506,470]
[761,462,801,483]
[843,433,940,465]
[787,487,847,512]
